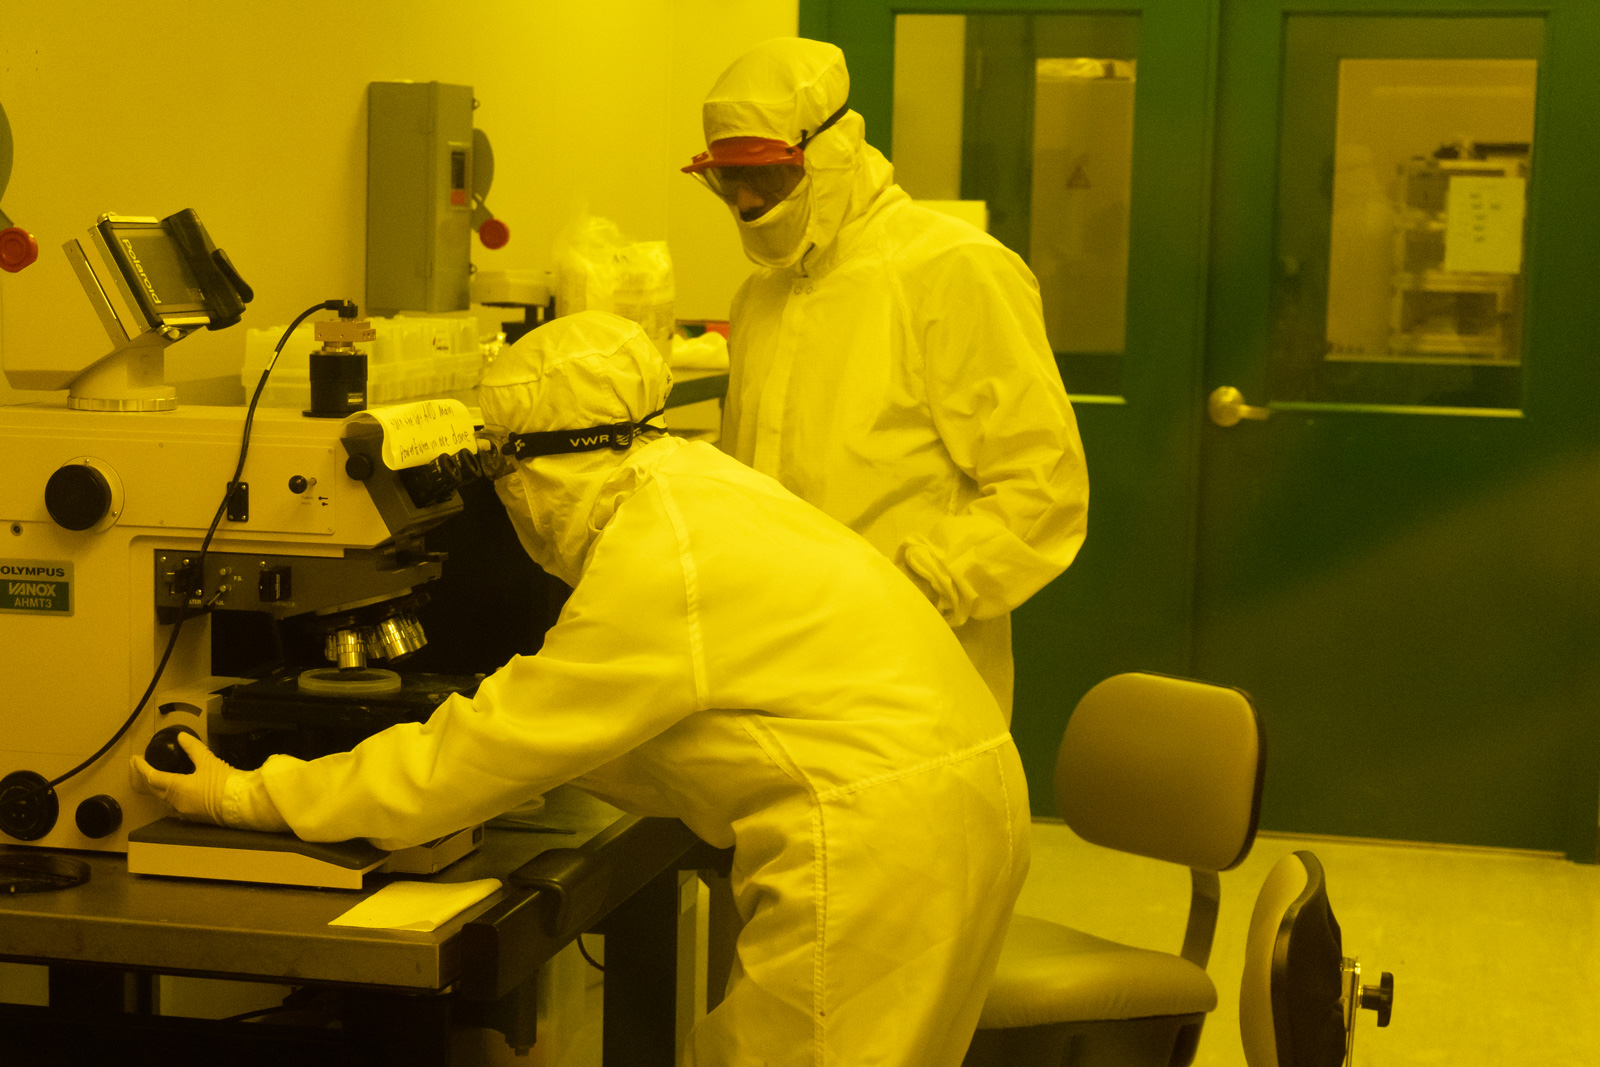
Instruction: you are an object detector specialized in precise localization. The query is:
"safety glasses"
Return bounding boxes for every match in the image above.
[680,102,850,204]
[698,163,807,206]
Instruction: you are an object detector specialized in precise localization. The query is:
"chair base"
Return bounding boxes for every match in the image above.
[963,1013,1207,1067]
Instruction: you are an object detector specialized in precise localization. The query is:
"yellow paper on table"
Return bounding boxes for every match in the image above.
[329,878,502,932]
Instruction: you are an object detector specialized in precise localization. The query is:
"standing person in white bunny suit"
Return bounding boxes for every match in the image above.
[686,37,1091,725]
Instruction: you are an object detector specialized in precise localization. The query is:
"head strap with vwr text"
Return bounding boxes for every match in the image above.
[501,407,668,459]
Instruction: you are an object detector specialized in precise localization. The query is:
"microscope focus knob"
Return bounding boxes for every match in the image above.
[75,795,123,839]
[0,771,59,841]
[345,453,375,481]
[144,725,202,775]
[45,463,112,531]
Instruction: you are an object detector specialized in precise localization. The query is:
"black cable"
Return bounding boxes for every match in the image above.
[577,934,605,972]
[221,984,330,1022]
[234,300,356,483]
[36,300,354,794]
[222,1003,303,1023]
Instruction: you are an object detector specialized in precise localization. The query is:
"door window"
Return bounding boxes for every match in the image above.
[1030,57,1136,362]
[1269,18,1543,413]
[894,14,1139,397]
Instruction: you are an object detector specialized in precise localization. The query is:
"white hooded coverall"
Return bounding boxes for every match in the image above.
[246,313,1030,1066]
[707,39,1091,721]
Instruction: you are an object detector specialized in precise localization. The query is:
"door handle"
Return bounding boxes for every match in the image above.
[1208,386,1270,428]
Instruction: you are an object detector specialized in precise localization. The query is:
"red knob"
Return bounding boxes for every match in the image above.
[478,218,510,250]
[0,227,38,273]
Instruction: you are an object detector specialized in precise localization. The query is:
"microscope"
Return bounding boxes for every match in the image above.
[0,211,489,885]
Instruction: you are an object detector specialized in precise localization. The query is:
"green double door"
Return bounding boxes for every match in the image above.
[804,0,1600,859]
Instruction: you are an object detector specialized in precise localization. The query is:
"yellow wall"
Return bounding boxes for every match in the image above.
[0,0,796,405]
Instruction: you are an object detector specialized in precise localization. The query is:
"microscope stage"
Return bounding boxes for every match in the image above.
[222,668,481,732]
[127,818,388,890]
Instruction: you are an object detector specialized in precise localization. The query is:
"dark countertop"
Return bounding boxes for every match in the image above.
[0,786,625,991]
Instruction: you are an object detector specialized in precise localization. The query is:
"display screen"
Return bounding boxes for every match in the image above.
[102,224,207,321]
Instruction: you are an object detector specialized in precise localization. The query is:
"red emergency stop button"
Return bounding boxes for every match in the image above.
[478,218,510,250]
[0,227,38,272]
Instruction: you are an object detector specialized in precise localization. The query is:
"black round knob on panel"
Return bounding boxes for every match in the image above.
[288,475,309,494]
[345,454,375,481]
[45,464,112,531]
[144,725,202,774]
[0,771,59,841]
[75,795,123,839]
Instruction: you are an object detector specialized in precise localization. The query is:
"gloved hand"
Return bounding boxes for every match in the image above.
[131,731,238,826]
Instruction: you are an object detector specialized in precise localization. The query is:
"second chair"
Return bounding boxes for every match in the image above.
[964,671,1267,1067]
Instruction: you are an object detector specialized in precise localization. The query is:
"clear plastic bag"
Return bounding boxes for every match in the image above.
[613,241,675,361]
[554,216,674,360]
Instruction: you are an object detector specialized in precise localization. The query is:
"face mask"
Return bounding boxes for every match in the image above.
[492,452,634,589]
[493,470,567,584]
[735,178,812,269]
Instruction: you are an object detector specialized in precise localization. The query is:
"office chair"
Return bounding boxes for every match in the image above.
[1240,850,1395,1067]
[965,671,1266,1067]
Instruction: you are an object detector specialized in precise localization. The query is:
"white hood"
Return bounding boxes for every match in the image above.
[477,311,673,586]
[702,37,898,274]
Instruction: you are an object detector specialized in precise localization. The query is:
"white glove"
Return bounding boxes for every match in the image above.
[130,732,289,832]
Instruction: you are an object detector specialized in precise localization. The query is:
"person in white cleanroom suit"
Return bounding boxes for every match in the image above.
[684,37,1090,723]
[133,311,1031,1067]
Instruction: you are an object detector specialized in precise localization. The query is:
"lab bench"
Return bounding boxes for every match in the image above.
[0,786,728,1067]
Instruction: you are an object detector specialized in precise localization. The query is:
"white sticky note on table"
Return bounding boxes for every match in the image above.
[1445,176,1526,274]
[344,399,476,471]
[329,878,501,932]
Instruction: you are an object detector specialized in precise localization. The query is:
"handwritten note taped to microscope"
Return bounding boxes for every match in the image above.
[345,399,477,471]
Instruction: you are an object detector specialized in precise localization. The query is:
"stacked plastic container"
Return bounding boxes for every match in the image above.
[240,315,484,408]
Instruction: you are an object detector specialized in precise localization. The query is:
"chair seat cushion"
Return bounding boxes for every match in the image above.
[979,914,1219,1029]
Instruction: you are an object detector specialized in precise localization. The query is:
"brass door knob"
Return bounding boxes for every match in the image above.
[1208,386,1270,427]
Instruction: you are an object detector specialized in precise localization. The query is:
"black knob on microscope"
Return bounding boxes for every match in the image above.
[45,464,112,531]
[144,725,202,774]
[345,453,375,481]
[75,795,123,838]
[0,771,58,841]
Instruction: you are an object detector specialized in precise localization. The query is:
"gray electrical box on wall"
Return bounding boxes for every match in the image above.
[366,81,474,317]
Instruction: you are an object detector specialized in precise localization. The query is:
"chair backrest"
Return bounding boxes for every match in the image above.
[1239,851,1349,1067]
[1055,671,1265,871]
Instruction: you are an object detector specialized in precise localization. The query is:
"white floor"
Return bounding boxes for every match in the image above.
[461,820,1600,1066]
[1018,820,1600,1067]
